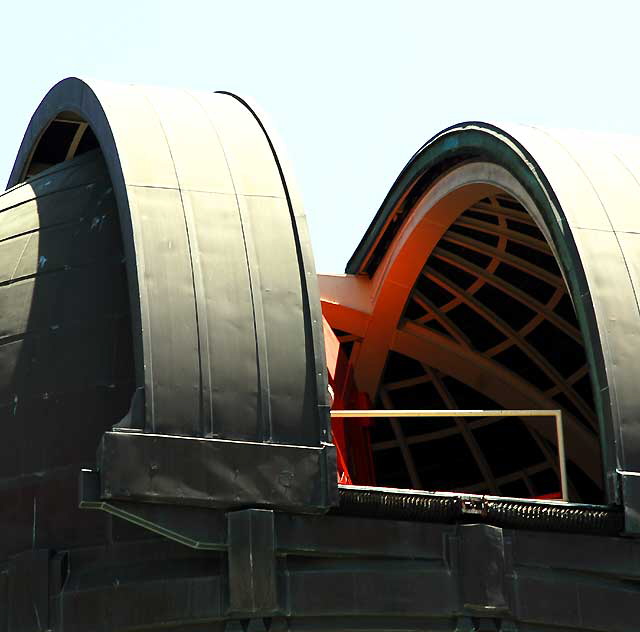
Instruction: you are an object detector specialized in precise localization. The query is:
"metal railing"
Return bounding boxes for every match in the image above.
[330,408,568,502]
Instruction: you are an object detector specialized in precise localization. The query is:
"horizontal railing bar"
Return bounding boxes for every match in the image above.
[330,409,560,418]
[329,408,568,502]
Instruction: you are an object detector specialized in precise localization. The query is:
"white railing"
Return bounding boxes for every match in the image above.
[330,408,568,502]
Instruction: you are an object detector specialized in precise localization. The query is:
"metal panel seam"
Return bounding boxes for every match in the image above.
[217,92,330,442]
[529,126,640,459]
[187,90,272,441]
[140,90,205,435]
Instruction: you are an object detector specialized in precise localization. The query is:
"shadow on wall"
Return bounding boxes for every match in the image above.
[0,148,138,560]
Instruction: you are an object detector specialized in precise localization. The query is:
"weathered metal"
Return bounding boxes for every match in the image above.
[2,81,640,631]
[6,77,334,514]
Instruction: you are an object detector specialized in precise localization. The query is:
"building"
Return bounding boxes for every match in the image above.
[0,78,638,631]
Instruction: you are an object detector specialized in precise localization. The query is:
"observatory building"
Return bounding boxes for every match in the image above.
[1,78,639,631]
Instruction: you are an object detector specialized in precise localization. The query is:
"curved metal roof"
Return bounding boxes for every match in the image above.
[9,77,329,444]
[330,122,640,502]
[3,82,640,632]
[6,77,334,512]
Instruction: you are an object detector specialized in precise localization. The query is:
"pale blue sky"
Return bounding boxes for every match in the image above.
[2,0,639,273]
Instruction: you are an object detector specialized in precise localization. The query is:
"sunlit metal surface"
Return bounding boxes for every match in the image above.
[2,80,640,630]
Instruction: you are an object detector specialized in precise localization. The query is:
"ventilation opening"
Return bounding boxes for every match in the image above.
[25,112,99,178]
[368,192,603,504]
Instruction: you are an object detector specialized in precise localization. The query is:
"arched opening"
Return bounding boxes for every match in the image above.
[370,190,602,503]
[21,111,100,178]
[327,176,605,505]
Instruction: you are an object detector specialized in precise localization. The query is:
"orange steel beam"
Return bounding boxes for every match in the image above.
[347,184,502,398]
[320,291,601,485]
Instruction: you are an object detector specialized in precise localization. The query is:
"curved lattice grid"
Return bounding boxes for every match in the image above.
[369,193,602,503]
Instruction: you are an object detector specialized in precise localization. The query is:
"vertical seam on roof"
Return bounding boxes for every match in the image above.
[529,125,639,444]
[532,127,640,317]
[191,91,272,441]
[217,91,330,442]
[141,90,204,435]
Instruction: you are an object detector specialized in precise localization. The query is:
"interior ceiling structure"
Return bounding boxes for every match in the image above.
[368,193,600,501]
[321,121,640,507]
[322,185,605,504]
[322,123,640,538]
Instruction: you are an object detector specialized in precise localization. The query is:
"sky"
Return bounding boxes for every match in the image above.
[1,0,639,273]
